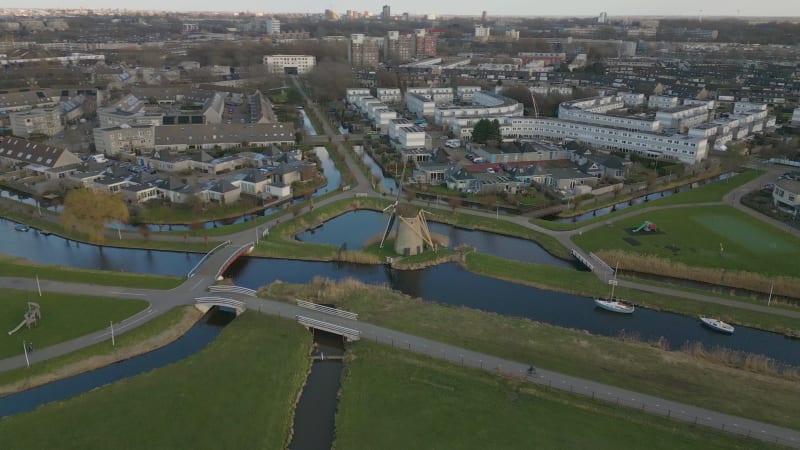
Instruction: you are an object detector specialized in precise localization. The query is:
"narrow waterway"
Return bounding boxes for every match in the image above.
[289,330,344,450]
[353,145,397,193]
[300,109,317,136]
[0,218,203,276]
[226,257,800,367]
[0,308,235,417]
[295,209,573,267]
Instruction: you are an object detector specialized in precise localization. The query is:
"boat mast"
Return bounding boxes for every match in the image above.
[610,261,619,300]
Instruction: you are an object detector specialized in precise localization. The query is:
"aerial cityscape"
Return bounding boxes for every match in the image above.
[0,5,799,449]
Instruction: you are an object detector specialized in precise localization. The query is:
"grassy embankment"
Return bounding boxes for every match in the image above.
[0,289,147,359]
[0,255,183,290]
[464,252,800,335]
[261,279,800,430]
[0,200,217,252]
[0,306,200,396]
[573,205,800,298]
[335,342,779,450]
[0,313,311,450]
[531,170,764,231]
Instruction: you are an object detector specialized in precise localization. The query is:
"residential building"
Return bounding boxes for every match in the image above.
[348,34,380,68]
[648,95,680,110]
[655,104,710,131]
[396,125,427,149]
[471,141,570,164]
[792,107,800,127]
[434,91,523,127]
[382,5,391,20]
[0,89,59,115]
[345,88,371,104]
[10,108,63,138]
[503,117,709,164]
[475,25,490,41]
[406,94,435,117]
[414,29,437,57]
[265,18,280,35]
[98,94,162,127]
[734,101,767,115]
[0,137,81,172]
[772,179,800,215]
[376,88,402,104]
[94,125,155,156]
[153,123,295,151]
[558,96,661,132]
[385,31,415,64]
[263,54,316,75]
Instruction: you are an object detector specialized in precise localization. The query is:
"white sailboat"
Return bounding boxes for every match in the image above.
[700,317,735,334]
[594,262,635,314]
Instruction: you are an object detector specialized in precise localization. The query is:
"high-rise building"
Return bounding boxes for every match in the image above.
[598,12,608,24]
[348,34,381,68]
[382,5,391,21]
[475,25,491,41]
[385,30,415,64]
[265,18,280,35]
[481,10,488,22]
[414,29,438,58]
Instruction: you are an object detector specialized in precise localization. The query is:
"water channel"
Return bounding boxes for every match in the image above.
[299,109,317,136]
[0,218,203,276]
[226,257,800,367]
[353,145,397,194]
[296,209,573,268]
[0,308,235,417]
[289,330,344,450]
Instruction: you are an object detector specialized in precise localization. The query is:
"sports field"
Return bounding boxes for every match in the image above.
[573,205,800,277]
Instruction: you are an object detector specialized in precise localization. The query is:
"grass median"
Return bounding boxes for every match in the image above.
[261,279,800,430]
[0,289,147,359]
[0,306,200,396]
[0,255,183,290]
[0,313,311,450]
[335,341,777,450]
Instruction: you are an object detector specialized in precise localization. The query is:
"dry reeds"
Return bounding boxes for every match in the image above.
[597,249,800,301]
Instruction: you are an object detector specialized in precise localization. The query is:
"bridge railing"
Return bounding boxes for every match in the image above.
[214,242,254,280]
[195,296,246,311]
[296,315,361,341]
[187,240,231,279]
[589,252,613,275]
[296,299,358,320]
[571,248,595,272]
[209,285,257,297]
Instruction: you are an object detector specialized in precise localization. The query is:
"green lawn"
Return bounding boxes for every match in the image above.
[262,280,800,430]
[0,289,147,359]
[0,255,183,290]
[573,205,800,277]
[532,170,764,231]
[0,306,197,393]
[335,342,776,450]
[0,313,311,450]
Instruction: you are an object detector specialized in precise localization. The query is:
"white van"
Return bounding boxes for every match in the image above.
[89,154,108,164]
[445,139,460,148]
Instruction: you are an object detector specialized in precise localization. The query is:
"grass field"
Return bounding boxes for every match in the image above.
[335,342,777,450]
[531,170,764,231]
[262,280,800,430]
[0,255,183,290]
[0,313,311,450]
[0,289,147,359]
[0,307,199,395]
[573,205,800,277]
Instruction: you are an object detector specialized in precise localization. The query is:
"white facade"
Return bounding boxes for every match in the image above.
[434,92,524,127]
[397,126,427,149]
[388,119,417,141]
[10,108,63,138]
[456,86,482,101]
[792,107,800,126]
[265,18,280,35]
[734,101,767,115]
[503,117,708,164]
[376,88,402,103]
[648,95,680,109]
[474,25,490,39]
[372,108,398,132]
[262,55,316,75]
[406,94,435,117]
[345,88,371,104]
[655,104,709,130]
[559,103,661,132]
[94,125,155,156]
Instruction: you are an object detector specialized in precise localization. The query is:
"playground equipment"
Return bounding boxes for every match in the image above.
[633,221,658,233]
[7,302,41,336]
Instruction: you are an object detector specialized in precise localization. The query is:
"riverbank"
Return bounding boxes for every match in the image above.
[335,341,776,449]
[0,306,200,397]
[260,279,800,430]
[463,253,800,336]
[0,313,311,449]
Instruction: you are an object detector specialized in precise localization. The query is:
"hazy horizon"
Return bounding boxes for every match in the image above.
[3,1,800,19]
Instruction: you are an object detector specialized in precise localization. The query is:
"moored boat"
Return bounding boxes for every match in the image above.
[14,224,29,232]
[594,298,635,314]
[700,317,735,334]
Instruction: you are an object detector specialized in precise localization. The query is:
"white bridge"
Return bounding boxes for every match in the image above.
[194,296,247,315]
[296,315,361,341]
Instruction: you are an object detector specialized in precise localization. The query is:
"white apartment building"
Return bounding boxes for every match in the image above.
[648,95,680,109]
[434,92,524,127]
[376,88,402,103]
[345,88,371,104]
[371,108,398,133]
[10,108,63,138]
[733,101,767,115]
[397,125,427,149]
[388,119,417,141]
[406,87,454,103]
[474,25,490,40]
[94,124,155,156]
[655,104,709,130]
[406,93,436,117]
[619,93,646,107]
[265,18,280,35]
[558,103,661,132]
[683,98,716,110]
[262,55,316,75]
[503,117,708,164]
[456,86,482,101]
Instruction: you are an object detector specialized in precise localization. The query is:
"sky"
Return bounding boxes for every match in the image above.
[4,0,800,18]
